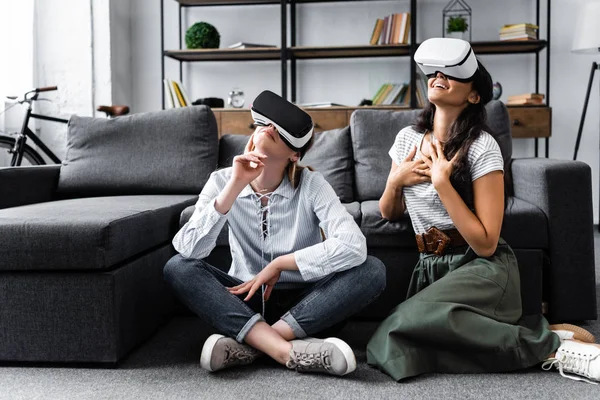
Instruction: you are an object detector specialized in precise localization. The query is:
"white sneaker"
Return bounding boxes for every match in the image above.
[542,340,600,384]
[549,324,595,343]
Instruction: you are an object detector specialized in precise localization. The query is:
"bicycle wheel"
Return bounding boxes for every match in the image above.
[0,135,46,167]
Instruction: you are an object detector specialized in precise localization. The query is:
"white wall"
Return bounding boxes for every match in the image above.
[110,0,133,107]
[0,0,34,134]
[32,0,120,160]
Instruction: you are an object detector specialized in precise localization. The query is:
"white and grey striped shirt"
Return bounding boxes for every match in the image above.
[173,167,367,286]
[389,126,504,234]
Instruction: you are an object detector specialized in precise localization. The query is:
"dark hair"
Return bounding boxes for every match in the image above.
[414,59,494,208]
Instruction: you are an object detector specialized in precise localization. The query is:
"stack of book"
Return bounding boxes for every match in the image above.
[163,79,191,108]
[499,23,538,41]
[370,13,411,45]
[507,93,545,106]
[371,75,428,107]
[228,42,276,49]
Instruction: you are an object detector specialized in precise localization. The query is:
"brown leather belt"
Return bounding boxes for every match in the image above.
[415,226,468,256]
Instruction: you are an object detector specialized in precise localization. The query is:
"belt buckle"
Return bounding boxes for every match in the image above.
[427,226,451,256]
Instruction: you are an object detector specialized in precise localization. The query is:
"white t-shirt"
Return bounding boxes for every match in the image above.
[388,126,504,234]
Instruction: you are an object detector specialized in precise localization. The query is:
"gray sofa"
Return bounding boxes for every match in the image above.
[0,101,596,364]
[0,106,218,363]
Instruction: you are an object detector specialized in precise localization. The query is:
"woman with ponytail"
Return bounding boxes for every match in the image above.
[164,90,386,377]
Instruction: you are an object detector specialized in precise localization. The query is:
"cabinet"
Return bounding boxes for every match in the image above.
[160,0,552,155]
[211,106,551,139]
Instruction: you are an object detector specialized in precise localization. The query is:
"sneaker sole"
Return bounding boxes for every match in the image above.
[549,324,595,343]
[200,333,225,372]
[324,337,357,375]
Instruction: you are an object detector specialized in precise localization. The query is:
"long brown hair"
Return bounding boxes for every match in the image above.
[414,61,494,208]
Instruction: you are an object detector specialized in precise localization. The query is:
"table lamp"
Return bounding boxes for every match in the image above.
[572,1,600,160]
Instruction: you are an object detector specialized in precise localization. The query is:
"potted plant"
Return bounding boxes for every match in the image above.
[446,15,469,40]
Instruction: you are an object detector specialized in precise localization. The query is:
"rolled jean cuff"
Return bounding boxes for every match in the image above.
[236,313,265,343]
[281,311,307,339]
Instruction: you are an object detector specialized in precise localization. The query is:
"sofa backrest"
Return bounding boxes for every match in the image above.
[218,127,355,203]
[57,106,218,197]
[350,100,512,201]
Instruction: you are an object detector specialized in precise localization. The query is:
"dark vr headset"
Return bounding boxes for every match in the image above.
[251,90,314,158]
[414,38,478,83]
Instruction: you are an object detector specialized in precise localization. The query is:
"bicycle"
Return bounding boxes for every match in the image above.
[0,86,130,167]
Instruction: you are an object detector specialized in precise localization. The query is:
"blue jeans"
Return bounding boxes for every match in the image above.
[163,255,386,343]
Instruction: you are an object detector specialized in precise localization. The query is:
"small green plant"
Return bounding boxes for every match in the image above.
[185,22,220,49]
[446,16,468,33]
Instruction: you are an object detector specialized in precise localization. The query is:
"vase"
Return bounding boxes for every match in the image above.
[447,31,467,40]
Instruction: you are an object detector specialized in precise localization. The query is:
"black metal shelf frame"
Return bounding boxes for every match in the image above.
[160,0,551,156]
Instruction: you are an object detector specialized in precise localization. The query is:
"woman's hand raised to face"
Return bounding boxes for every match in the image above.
[230,134,268,186]
[231,152,267,186]
[415,140,460,190]
[388,145,431,188]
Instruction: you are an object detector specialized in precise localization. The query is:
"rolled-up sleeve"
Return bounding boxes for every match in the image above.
[173,173,228,259]
[294,176,367,281]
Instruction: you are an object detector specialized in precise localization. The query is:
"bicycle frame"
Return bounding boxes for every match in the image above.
[11,97,68,166]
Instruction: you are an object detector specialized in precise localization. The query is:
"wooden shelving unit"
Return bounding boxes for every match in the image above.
[161,0,552,155]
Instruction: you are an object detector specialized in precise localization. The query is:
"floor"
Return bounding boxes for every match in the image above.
[1,233,600,399]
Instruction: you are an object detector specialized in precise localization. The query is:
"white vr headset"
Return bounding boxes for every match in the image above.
[250,90,314,156]
[414,38,478,82]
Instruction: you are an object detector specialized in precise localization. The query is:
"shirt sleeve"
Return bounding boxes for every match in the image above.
[172,172,229,259]
[293,174,367,281]
[388,128,407,166]
[470,134,505,181]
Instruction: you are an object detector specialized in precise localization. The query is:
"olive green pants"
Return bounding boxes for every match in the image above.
[367,239,560,381]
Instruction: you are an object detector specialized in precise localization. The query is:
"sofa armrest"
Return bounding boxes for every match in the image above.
[0,165,60,209]
[511,158,597,322]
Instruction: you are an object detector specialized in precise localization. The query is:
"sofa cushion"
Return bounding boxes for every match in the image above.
[350,109,419,201]
[0,195,197,271]
[218,134,249,169]
[57,106,218,196]
[299,127,354,203]
[179,201,362,248]
[218,129,355,202]
[350,100,512,201]
[360,200,416,248]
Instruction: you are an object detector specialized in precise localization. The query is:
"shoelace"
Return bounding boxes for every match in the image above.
[542,353,599,385]
[254,191,275,317]
[223,345,260,366]
[288,350,331,371]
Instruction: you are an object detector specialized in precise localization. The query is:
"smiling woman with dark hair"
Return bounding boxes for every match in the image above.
[367,38,600,384]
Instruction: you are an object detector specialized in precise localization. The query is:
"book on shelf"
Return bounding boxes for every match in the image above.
[499,23,538,41]
[163,79,190,108]
[370,19,385,45]
[228,42,277,49]
[373,12,410,45]
[298,102,346,108]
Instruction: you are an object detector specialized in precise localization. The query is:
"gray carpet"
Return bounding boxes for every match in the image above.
[2,234,600,400]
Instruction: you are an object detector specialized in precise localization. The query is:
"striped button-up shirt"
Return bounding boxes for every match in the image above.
[173,167,367,286]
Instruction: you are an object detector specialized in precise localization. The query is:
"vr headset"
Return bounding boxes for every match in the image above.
[414,38,478,82]
[251,90,314,157]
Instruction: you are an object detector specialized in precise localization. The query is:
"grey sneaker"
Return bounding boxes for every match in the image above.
[200,334,262,372]
[286,337,356,376]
